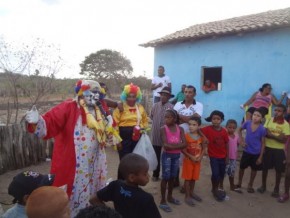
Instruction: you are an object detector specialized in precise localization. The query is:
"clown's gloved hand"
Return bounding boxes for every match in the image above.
[25,105,40,124]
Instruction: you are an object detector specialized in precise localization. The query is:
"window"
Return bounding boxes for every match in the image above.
[201,66,222,92]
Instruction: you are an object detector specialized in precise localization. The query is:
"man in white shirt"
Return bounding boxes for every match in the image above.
[151,65,171,103]
[174,85,203,133]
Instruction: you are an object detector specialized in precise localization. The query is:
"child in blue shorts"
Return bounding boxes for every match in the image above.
[159,109,186,212]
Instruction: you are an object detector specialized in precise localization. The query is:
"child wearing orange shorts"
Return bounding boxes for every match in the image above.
[181,117,206,206]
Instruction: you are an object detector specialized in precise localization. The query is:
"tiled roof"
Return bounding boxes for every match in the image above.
[140,7,290,48]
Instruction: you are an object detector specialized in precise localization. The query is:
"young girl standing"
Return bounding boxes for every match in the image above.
[159,109,186,212]
[236,108,266,193]
[220,119,242,193]
[201,110,229,202]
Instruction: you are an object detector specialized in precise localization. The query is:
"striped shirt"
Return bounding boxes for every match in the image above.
[150,101,174,146]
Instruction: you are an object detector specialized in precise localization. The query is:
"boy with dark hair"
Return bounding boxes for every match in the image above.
[90,153,161,218]
[75,205,122,218]
[257,104,290,197]
[202,110,229,201]
[2,171,54,218]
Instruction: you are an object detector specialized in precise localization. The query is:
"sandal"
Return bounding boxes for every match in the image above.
[257,186,266,194]
[168,198,181,205]
[235,184,241,189]
[277,193,289,203]
[218,189,226,198]
[213,191,225,202]
[185,198,195,207]
[191,193,202,202]
[247,187,255,193]
[232,188,243,194]
[159,204,172,212]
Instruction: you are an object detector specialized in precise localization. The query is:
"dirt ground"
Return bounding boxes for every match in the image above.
[0,147,289,218]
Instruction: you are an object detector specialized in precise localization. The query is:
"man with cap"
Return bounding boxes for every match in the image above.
[151,87,174,181]
[2,171,54,218]
[25,80,116,217]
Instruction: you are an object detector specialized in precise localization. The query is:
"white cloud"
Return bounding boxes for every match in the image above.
[1,0,290,79]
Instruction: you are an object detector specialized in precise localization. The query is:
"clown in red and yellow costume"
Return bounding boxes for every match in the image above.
[25,80,117,217]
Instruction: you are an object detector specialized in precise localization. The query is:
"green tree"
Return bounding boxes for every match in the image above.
[79,49,133,80]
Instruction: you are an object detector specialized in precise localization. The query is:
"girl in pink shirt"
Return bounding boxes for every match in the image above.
[159,109,186,212]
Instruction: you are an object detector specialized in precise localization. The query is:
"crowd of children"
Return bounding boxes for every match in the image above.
[152,83,290,214]
[2,81,290,218]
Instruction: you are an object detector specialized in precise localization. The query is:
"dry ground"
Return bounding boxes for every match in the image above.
[0,147,289,218]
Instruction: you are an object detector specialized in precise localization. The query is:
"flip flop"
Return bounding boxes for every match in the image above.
[213,191,224,202]
[159,204,172,212]
[185,198,195,207]
[235,184,241,189]
[277,193,289,203]
[168,198,181,205]
[218,189,226,198]
[191,193,202,202]
[232,188,243,194]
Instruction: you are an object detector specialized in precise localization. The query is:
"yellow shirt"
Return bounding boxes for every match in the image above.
[264,118,290,149]
[113,103,148,131]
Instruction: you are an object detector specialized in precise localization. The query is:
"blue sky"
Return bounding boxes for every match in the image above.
[1,0,290,79]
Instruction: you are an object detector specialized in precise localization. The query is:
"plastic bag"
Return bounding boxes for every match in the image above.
[133,133,158,171]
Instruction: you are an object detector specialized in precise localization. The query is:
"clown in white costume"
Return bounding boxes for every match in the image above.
[25,80,119,217]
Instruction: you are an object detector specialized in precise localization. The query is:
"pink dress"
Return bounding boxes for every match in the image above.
[228,134,239,160]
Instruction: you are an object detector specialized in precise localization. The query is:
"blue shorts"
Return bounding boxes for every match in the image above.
[210,157,226,182]
[161,152,180,180]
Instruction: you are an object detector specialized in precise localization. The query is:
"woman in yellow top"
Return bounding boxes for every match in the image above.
[113,83,148,160]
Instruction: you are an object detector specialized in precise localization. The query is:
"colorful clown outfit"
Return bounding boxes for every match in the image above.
[113,83,148,160]
[27,80,108,217]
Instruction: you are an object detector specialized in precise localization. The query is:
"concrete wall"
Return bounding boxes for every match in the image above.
[153,28,290,124]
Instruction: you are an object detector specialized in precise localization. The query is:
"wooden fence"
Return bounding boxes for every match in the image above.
[0,124,53,175]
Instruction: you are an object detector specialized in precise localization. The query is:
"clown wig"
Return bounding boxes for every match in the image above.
[120,83,142,103]
[74,80,101,96]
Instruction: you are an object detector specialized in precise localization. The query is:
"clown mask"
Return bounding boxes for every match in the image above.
[83,89,100,107]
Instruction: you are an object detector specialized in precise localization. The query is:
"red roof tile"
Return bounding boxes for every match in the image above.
[140,7,290,47]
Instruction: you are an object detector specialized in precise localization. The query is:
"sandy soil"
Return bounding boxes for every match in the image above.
[0,148,289,218]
